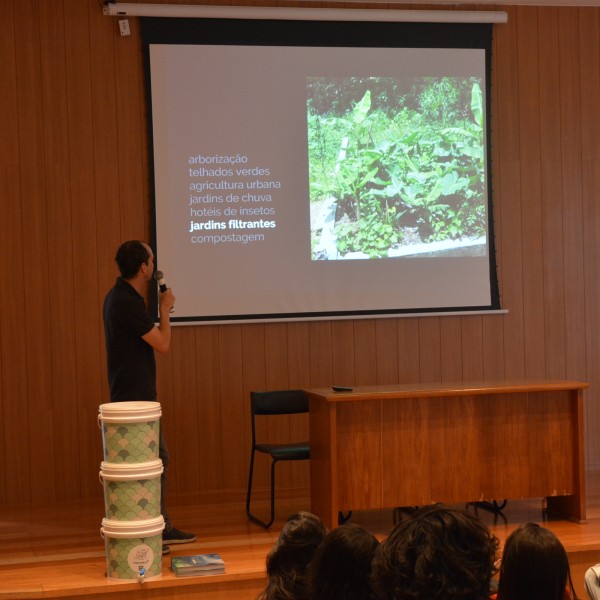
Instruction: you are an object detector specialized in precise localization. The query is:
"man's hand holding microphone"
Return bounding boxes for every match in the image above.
[155,271,175,314]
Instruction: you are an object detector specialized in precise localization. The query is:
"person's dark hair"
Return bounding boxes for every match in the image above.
[115,240,151,279]
[259,511,327,600]
[371,504,498,600]
[308,522,379,600]
[497,522,576,600]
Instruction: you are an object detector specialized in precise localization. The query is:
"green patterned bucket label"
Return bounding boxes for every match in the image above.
[102,420,160,463]
[103,477,161,520]
[105,534,162,579]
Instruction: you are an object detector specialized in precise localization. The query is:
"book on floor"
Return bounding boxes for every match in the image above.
[171,553,225,577]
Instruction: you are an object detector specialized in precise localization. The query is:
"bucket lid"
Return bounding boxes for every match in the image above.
[100,459,163,480]
[99,401,161,422]
[101,515,165,537]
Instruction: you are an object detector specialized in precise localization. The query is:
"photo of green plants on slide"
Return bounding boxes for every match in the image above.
[307,76,487,260]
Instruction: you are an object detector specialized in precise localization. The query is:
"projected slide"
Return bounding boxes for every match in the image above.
[147,36,497,322]
[307,76,486,261]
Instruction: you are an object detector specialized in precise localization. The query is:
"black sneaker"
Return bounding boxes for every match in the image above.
[162,527,196,544]
[162,544,170,555]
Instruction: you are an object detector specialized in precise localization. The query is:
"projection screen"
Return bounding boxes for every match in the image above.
[141,18,500,323]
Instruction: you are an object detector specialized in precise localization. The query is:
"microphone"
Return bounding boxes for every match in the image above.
[154,270,167,293]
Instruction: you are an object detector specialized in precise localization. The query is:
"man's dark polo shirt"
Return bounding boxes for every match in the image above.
[103,277,156,402]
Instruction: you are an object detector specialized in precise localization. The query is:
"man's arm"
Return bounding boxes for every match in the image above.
[142,288,175,354]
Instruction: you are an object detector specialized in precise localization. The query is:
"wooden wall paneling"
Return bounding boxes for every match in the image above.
[171,326,201,494]
[353,319,377,385]
[461,316,484,381]
[241,324,267,490]
[286,321,311,489]
[276,322,310,488]
[39,1,82,500]
[64,0,105,499]
[4,0,600,506]
[11,0,54,504]
[482,314,505,379]
[494,6,526,379]
[516,7,545,379]
[0,1,18,168]
[113,17,148,241]
[309,320,332,386]
[0,264,4,503]
[88,7,120,257]
[558,10,588,462]
[578,9,600,163]
[218,325,246,489]
[265,322,297,489]
[0,174,27,504]
[238,326,264,389]
[417,317,442,382]
[396,317,420,383]
[264,323,289,390]
[330,320,355,386]
[89,0,122,409]
[579,8,600,464]
[537,8,567,381]
[557,9,586,384]
[286,321,311,389]
[194,325,223,492]
[375,318,399,384]
[440,316,463,382]
[582,158,600,465]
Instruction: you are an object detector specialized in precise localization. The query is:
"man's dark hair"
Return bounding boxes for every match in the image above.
[371,504,498,600]
[115,240,151,279]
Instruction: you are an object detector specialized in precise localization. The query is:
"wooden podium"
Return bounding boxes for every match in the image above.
[306,380,588,530]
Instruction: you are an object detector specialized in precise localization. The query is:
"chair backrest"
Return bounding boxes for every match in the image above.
[250,389,308,416]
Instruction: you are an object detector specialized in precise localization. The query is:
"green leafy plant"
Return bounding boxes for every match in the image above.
[335,198,400,258]
[308,78,487,257]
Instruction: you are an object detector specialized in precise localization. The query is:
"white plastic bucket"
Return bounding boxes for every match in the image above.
[101,515,164,580]
[98,402,161,463]
[100,460,163,521]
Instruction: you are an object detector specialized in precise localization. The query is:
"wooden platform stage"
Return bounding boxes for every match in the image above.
[3,469,600,599]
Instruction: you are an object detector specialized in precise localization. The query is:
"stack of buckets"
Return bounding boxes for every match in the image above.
[98,401,164,581]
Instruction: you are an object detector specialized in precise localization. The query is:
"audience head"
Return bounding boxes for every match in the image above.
[497,522,574,600]
[308,522,380,600]
[371,503,498,600]
[260,511,327,600]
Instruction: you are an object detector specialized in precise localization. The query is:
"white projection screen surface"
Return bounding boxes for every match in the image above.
[142,18,500,324]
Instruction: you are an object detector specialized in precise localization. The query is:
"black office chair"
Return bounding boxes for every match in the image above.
[245,389,310,528]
